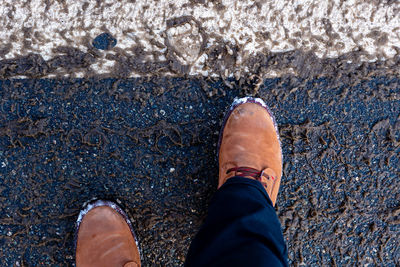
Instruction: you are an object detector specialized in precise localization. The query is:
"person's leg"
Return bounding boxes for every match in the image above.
[75,200,141,267]
[185,176,287,267]
[185,97,288,267]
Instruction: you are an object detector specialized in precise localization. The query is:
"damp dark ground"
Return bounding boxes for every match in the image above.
[0,76,399,266]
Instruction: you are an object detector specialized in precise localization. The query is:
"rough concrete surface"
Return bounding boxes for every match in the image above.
[0,75,399,266]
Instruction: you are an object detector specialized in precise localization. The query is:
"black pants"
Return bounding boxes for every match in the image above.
[185,176,288,267]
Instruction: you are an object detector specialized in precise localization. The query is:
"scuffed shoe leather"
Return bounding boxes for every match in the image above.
[76,203,141,267]
[218,98,282,206]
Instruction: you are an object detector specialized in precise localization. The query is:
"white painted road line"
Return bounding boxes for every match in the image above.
[1,0,399,77]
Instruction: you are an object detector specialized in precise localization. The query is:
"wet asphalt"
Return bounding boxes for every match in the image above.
[0,76,399,266]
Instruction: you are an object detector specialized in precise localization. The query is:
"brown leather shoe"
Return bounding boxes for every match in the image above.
[218,97,283,206]
[75,200,141,267]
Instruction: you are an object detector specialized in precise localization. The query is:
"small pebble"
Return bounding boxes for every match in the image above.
[92,32,117,50]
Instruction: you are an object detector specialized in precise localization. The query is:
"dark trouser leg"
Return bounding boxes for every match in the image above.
[185,176,288,267]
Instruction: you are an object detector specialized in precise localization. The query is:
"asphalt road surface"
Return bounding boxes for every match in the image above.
[0,75,399,266]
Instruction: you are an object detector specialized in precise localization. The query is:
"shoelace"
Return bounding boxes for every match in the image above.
[226,167,274,188]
